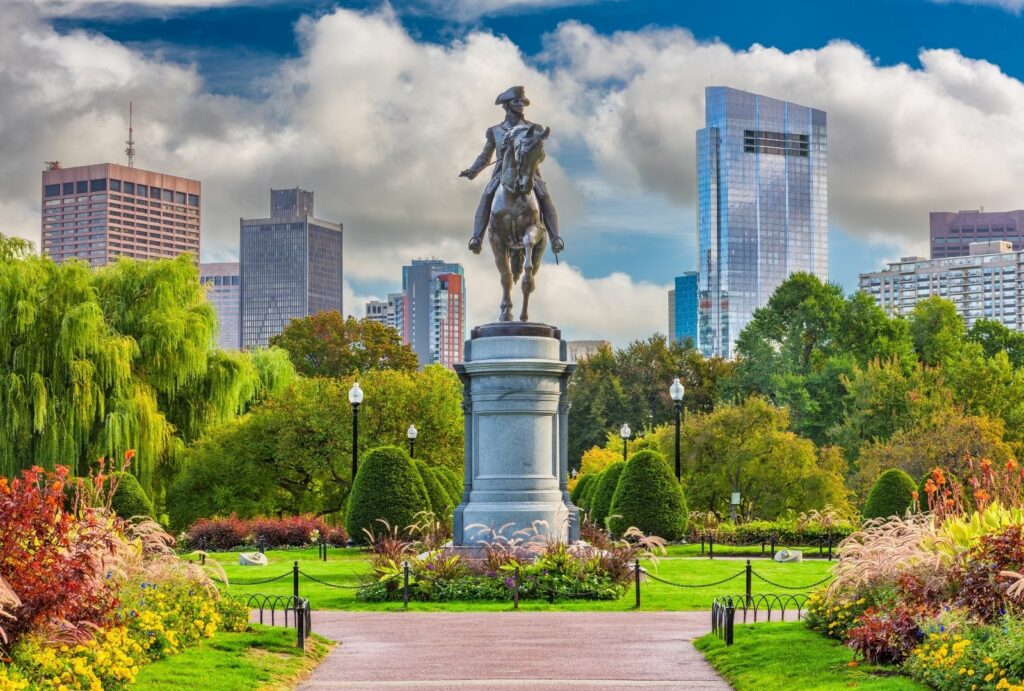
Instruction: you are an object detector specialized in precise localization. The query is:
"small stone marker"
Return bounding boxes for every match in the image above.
[774,549,802,563]
[239,552,268,566]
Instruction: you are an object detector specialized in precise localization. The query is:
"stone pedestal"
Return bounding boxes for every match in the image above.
[452,323,579,545]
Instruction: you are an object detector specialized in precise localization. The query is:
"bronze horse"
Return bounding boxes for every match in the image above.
[489,123,550,322]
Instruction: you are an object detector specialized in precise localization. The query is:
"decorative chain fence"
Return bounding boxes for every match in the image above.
[699,533,837,561]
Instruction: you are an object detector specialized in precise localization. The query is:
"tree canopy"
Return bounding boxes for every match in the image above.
[269,311,418,376]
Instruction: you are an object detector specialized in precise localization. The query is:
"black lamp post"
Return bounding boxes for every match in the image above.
[620,422,631,462]
[348,382,363,480]
[670,377,685,482]
[407,424,418,458]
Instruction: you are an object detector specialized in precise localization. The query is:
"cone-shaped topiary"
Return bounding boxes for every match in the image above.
[580,470,603,512]
[589,462,625,529]
[435,466,463,501]
[864,468,918,519]
[569,474,593,505]
[607,450,687,539]
[107,472,155,519]
[416,460,453,518]
[345,445,430,542]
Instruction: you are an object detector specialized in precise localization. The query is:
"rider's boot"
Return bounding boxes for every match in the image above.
[469,193,492,254]
[537,194,564,254]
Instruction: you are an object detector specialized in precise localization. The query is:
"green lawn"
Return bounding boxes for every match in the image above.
[200,547,834,611]
[665,542,837,559]
[695,622,926,691]
[132,625,332,691]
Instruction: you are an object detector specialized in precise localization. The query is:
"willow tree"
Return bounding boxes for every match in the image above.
[0,236,292,493]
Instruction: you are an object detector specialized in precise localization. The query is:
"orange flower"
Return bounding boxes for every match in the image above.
[945,498,955,508]
[924,479,937,494]
[932,468,946,486]
[125,449,136,461]
[912,490,919,501]
[1008,458,1019,472]
[980,458,992,470]
[974,489,990,505]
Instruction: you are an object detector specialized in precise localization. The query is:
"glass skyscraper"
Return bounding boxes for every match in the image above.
[697,87,828,358]
[239,188,343,348]
[671,272,699,348]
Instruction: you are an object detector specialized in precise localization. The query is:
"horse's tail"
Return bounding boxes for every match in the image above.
[510,247,525,282]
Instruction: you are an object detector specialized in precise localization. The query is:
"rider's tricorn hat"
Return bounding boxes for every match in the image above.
[495,86,530,107]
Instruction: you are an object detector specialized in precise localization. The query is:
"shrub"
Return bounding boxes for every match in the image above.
[863,469,917,519]
[583,470,605,513]
[569,474,593,505]
[804,590,869,640]
[107,472,155,519]
[607,450,688,539]
[845,604,925,664]
[185,515,341,550]
[435,466,463,502]
[589,462,624,529]
[952,524,1024,622]
[415,460,453,519]
[345,445,430,543]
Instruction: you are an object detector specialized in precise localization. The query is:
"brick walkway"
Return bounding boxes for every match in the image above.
[298,611,731,690]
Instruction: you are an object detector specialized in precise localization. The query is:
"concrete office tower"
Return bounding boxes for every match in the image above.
[365,299,389,325]
[364,293,407,337]
[239,188,343,348]
[672,272,699,348]
[41,162,201,267]
[859,241,1022,330]
[697,87,828,358]
[200,262,240,350]
[930,209,1024,259]
[402,259,465,368]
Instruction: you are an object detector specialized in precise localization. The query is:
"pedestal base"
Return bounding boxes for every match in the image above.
[452,322,578,546]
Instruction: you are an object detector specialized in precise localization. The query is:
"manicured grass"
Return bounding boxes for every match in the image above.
[695,622,927,691]
[132,624,332,691]
[201,547,834,611]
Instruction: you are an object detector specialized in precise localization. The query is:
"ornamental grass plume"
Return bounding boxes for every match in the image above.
[0,573,20,644]
[828,513,953,599]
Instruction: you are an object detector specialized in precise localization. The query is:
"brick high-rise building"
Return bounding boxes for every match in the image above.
[401,259,465,368]
[41,162,200,267]
[930,209,1024,259]
[239,188,343,349]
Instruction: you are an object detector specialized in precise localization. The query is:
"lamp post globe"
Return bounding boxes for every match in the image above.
[348,382,363,480]
[669,377,685,481]
[407,424,418,458]
[619,422,631,462]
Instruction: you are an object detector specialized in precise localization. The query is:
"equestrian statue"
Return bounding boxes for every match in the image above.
[460,86,564,322]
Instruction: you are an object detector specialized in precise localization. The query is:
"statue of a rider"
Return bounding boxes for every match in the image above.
[459,86,565,256]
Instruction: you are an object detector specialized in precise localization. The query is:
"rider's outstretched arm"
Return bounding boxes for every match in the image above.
[460,129,496,179]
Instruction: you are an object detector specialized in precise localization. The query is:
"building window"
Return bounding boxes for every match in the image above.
[110,179,121,192]
[44,184,60,197]
[137,184,148,196]
[76,181,88,193]
[151,187,162,200]
[62,182,74,195]
[89,179,106,192]
[124,182,135,195]
[188,194,199,207]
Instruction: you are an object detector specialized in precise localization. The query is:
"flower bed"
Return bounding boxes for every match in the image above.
[0,458,252,690]
[184,515,348,551]
[356,515,664,603]
[804,460,1024,690]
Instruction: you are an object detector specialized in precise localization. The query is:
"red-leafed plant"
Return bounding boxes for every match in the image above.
[952,524,1024,622]
[845,604,924,665]
[0,465,122,645]
[186,514,346,550]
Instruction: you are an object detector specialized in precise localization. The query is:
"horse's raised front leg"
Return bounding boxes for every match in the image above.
[519,226,542,322]
[491,237,514,322]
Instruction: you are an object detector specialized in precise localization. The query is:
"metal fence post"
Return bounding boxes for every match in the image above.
[200,552,206,566]
[296,600,306,650]
[634,559,641,608]
[293,561,300,600]
[725,597,736,646]
[708,534,714,560]
[700,534,705,556]
[403,561,410,609]
[513,566,520,610]
[827,533,833,561]
[770,536,776,558]
[745,560,752,607]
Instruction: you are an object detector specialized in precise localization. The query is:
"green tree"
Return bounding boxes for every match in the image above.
[107,471,156,519]
[862,469,917,519]
[269,312,417,376]
[608,449,688,539]
[684,397,850,519]
[415,460,453,519]
[943,343,1024,442]
[967,318,1024,368]
[909,297,964,366]
[345,446,429,542]
[0,250,282,495]
[567,345,627,467]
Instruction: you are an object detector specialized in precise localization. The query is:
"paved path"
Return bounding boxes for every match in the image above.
[298,611,731,690]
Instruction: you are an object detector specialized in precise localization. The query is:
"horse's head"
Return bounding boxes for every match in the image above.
[501,123,550,195]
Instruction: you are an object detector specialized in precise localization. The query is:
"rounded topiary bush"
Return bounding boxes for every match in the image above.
[415,460,453,518]
[581,470,603,513]
[864,468,918,519]
[345,445,430,543]
[435,466,463,501]
[569,474,593,506]
[607,450,687,539]
[589,461,625,529]
[108,472,155,519]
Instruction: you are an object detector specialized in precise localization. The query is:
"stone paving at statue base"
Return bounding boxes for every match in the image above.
[299,611,731,690]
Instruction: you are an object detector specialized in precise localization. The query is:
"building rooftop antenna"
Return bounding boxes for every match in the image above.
[125,101,136,168]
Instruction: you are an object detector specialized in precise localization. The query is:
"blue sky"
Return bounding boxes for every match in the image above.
[6,0,1024,342]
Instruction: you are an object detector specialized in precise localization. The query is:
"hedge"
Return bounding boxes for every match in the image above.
[864,468,918,520]
[589,462,624,529]
[435,466,463,501]
[607,450,687,539]
[345,445,430,542]
[570,474,593,506]
[185,515,348,550]
[107,471,155,520]
[695,520,857,546]
[580,470,603,512]
[416,460,454,519]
